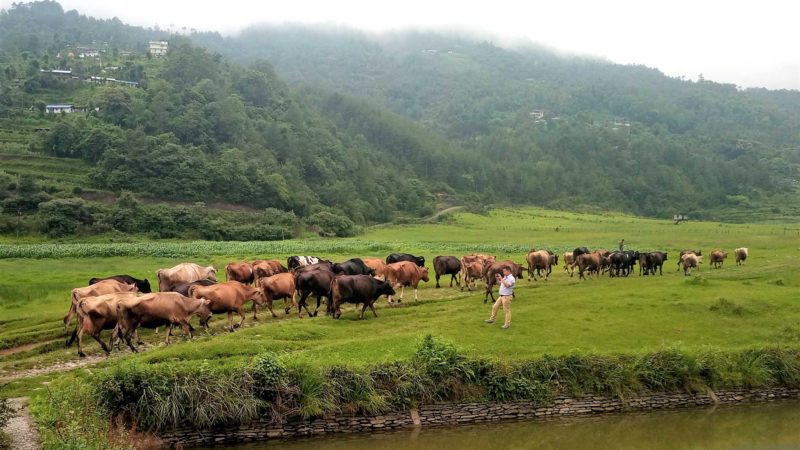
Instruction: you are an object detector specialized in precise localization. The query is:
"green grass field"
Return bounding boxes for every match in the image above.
[1,207,799,398]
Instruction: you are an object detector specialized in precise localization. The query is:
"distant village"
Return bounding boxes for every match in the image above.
[41,41,168,114]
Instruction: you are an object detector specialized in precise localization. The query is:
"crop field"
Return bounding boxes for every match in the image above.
[1,207,799,398]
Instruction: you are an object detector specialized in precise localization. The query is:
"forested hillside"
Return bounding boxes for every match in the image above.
[1,2,799,241]
[194,26,800,220]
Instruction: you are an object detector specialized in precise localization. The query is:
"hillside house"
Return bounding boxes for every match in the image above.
[45,104,74,114]
[149,41,168,57]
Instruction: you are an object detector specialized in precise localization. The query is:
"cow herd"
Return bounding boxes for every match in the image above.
[62,247,749,357]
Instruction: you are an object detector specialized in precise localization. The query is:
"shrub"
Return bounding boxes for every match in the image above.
[307,211,357,237]
[0,397,11,429]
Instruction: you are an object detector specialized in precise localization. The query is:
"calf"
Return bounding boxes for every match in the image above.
[189,281,267,331]
[115,292,212,352]
[735,248,748,266]
[710,250,728,269]
[331,275,395,320]
[64,279,137,332]
[385,261,430,303]
[89,275,151,293]
[563,252,575,276]
[257,273,299,317]
[433,256,461,288]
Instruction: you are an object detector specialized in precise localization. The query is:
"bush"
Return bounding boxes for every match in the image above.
[307,211,357,237]
[38,198,94,237]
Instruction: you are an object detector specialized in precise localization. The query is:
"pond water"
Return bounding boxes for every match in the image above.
[211,401,800,450]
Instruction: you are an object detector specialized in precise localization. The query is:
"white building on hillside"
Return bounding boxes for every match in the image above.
[149,41,168,57]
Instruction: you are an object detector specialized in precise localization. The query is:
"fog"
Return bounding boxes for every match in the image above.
[3,0,798,90]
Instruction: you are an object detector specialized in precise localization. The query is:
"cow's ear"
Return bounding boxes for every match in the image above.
[202,298,211,305]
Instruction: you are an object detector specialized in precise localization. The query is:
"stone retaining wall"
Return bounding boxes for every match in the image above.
[160,387,800,447]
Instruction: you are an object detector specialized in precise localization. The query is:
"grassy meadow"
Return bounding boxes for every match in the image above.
[2,207,799,398]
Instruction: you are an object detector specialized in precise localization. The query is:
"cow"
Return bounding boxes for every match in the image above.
[296,268,335,317]
[252,260,288,283]
[89,275,151,293]
[156,263,217,292]
[527,250,553,281]
[363,258,387,279]
[287,256,321,271]
[225,262,254,284]
[483,261,524,303]
[433,256,461,288]
[64,279,138,332]
[189,281,267,331]
[608,251,638,277]
[563,252,575,276]
[386,253,425,267]
[645,252,668,275]
[292,260,334,276]
[461,260,487,291]
[114,293,212,353]
[639,253,652,276]
[677,250,702,272]
[332,258,375,276]
[681,253,702,276]
[572,247,591,260]
[710,250,728,269]
[256,273,299,318]
[171,279,217,296]
[735,248,749,266]
[575,253,606,280]
[384,261,430,303]
[72,292,140,357]
[330,275,395,320]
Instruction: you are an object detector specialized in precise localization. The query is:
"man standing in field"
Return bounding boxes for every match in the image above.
[485,267,515,329]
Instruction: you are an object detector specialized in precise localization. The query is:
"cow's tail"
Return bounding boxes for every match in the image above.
[225,264,233,281]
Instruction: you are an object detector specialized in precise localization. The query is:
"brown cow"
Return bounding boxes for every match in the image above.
[253,260,288,282]
[157,263,217,292]
[64,279,137,332]
[527,250,552,281]
[681,253,702,276]
[575,252,607,280]
[114,292,212,352]
[483,261,524,303]
[73,292,140,357]
[710,250,728,269]
[225,262,254,284]
[461,260,487,291]
[256,273,298,317]
[676,250,702,271]
[735,248,749,266]
[189,281,267,331]
[384,261,430,303]
[460,254,495,289]
[563,252,575,276]
[363,258,387,279]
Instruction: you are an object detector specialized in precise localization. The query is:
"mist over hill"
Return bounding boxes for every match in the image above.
[1,2,799,239]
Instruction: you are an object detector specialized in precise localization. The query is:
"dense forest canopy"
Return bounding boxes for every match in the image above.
[0,1,799,239]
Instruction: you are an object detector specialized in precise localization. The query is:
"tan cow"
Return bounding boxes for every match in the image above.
[156,263,217,292]
[710,250,728,269]
[460,254,495,289]
[252,260,288,283]
[64,279,137,331]
[562,252,574,276]
[256,273,298,317]
[461,260,487,291]
[384,261,430,303]
[114,292,212,352]
[225,262,254,284]
[735,248,749,266]
[526,250,553,281]
[72,292,140,357]
[681,253,702,276]
[363,258,387,279]
[189,281,267,331]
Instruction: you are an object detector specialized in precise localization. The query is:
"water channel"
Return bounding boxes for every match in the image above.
[209,401,800,450]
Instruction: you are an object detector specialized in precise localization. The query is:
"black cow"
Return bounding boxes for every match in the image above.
[623,251,639,275]
[331,275,395,320]
[170,279,216,296]
[89,275,151,293]
[646,252,668,275]
[287,255,321,271]
[433,256,461,288]
[296,269,335,317]
[332,258,374,276]
[386,253,425,267]
[572,247,590,261]
[607,252,629,277]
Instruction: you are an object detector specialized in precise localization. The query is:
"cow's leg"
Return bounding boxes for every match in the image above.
[63,305,76,333]
[123,326,138,353]
[252,301,258,320]
[414,287,419,301]
[164,324,174,345]
[66,326,78,347]
[399,285,405,303]
[180,320,193,340]
[90,330,111,355]
[77,326,87,357]
[435,273,441,288]
[236,307,245,329]
[369,302,378,318]
[265,299,277,318]
[227,311,234,332]
[360,303,368,320]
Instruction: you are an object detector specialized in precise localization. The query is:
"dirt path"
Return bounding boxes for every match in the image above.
[0,340,57,358]
[423,206,464,222]
[0,355,105,383]
[2,397,41,450]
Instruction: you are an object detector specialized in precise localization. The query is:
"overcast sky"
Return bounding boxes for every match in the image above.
[4,0,799,90]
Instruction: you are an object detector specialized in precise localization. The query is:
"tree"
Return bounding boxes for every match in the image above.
[38,198,93,237]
